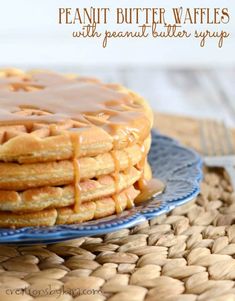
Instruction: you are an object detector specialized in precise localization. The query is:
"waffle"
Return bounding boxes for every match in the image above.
[0,166,141,212]
[0,137,151,190]
[0,186,139,227]
[0,68,158,228]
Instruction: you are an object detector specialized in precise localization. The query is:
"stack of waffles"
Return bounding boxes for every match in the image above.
[0,69,154,228]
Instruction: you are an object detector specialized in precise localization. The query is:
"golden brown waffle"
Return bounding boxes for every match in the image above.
[0,68,156,227]
[0,186,139,227]
[0,138,150,190]
[0,167,141,212]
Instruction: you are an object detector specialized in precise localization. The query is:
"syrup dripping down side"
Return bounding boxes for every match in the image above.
[135,142,165,203]
[70,132,82,212]
[110,150,123,214]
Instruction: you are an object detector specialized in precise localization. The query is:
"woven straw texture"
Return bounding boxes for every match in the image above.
[0,113,235,301]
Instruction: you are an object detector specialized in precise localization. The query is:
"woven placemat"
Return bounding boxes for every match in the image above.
[0,113,235,301]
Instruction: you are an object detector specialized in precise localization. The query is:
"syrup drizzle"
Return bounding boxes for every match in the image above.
[110,150,123,213]
[49,124,57,136]
[137,143,147,191]
[135,142,165,204]
[0,72,151,145]
[135,178,165,204]
[126,191,134,209]
[112,194,123,214]
[70,132,82,212]
[124,149,132,174]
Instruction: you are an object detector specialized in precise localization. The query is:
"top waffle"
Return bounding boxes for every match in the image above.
[0,68,153,163]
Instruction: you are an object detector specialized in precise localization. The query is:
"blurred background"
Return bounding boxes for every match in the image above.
[0,0,234,124]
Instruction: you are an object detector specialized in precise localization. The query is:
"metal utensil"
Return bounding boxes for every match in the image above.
[200,119,235,190]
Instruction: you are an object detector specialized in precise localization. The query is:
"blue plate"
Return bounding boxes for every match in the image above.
[0,131,202,244]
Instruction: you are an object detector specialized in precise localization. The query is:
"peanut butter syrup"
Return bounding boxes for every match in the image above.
[125,149,132,174]
[112,194,123,214]
[0,72,150,134]
[110,150,120,193]
[135,178,165,204]
[69,131,82,212]
[126,192,134,209]
[137,143,147,191]
[135,142,165,204]
[110,150,122,212]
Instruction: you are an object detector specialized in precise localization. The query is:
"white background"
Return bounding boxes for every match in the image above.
[0,0,233,68]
